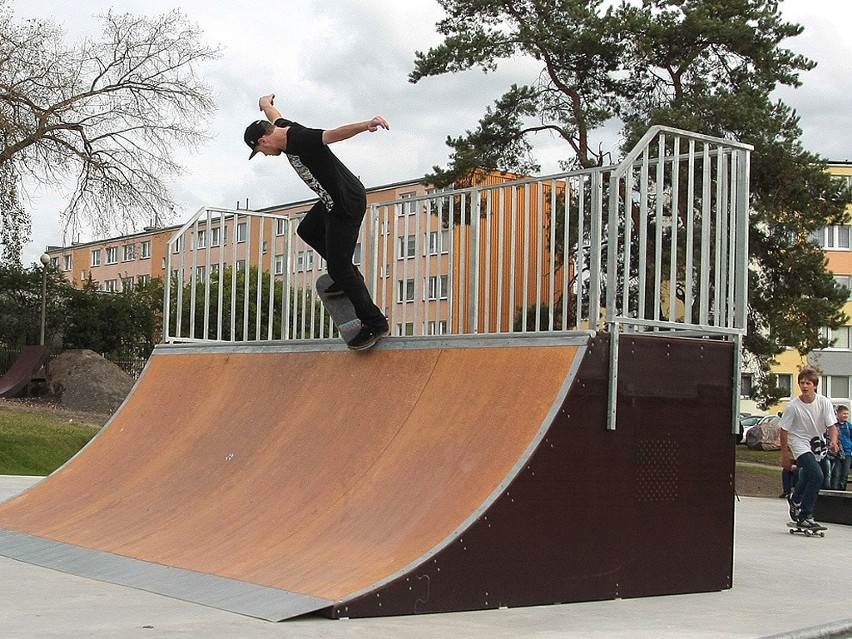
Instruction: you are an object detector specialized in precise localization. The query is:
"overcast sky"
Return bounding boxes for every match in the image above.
[12,0,852,264]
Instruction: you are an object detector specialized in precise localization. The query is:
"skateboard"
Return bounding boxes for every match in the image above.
[787,521,827,537]
[315,274,362,345]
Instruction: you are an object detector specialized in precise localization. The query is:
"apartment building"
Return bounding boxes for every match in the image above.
[740,162,852,414]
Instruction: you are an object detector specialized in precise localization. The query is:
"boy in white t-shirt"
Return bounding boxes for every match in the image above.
[780,368,839,529]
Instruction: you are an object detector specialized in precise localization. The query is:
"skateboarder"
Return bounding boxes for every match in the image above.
[780,367,839,530]
[245,93,390,351]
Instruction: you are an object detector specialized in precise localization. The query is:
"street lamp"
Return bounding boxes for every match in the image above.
[39,253,50,346]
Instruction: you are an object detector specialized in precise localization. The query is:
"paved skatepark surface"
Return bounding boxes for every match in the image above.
[2,476,851,639]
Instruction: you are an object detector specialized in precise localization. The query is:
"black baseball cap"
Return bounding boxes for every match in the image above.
[244,120,268,160]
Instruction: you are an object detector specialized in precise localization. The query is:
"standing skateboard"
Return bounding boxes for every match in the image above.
[315,274,362,345]
[787,521,827,537]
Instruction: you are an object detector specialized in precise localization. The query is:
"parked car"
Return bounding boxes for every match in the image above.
[738,414,766,444]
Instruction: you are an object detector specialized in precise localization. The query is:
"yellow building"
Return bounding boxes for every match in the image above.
[744,162,852,415]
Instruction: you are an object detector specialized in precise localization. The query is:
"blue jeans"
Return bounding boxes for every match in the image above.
[821,456,832,489]
[830,455,851,490]
[793,452,824,518]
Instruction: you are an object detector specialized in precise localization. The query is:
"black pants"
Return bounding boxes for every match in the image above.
[297,200,387,329]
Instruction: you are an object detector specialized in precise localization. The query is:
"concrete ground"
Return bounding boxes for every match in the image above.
[1,475,851,639]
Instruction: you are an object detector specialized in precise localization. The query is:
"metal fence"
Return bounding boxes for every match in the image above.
[163,126,752,347]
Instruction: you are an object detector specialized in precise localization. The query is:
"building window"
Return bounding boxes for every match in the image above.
[91,249,101,266]
[815,225,852,249]
[274,254,285,275]
[140,241,151,259]
[137,274,151,286]
[172,237,184,253]
[63,255,72,271]
[834,275,852,300]
[397,322,415,336]
[398,192,417,216]
[398,235,416,259]
[427,320,448,335]
[106,247,118,264]
[237,222,247,243]
[121,277,134,291]
[826,326,851,350]
[104,279,118,292]
[211,227,222,246]
[398,278,415,303]
[50,257,59,269]
[196,230,206,248]
[427,275,449,300]
[123,244,135,261]
[276,219,287,236]
[296,251,315,272]
[235,259,246,272]
[428,230,450,255]
[772,374,793,399]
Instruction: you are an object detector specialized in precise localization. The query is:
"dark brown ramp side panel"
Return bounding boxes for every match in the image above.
[335,334,735,618]
[0,335,592,620]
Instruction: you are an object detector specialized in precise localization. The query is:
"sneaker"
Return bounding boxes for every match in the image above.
[348,324,389,351]
[797,516,821,530]
[787,494,801,521]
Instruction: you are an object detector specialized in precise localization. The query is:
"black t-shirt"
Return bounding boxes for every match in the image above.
[277,119,366,213]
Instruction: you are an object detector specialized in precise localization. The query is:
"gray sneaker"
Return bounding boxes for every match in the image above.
[797,516,822,530]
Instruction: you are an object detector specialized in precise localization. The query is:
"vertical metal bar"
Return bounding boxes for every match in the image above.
[413,195,422,335]
[638,148,650,324]
[684,139,696,322]
[622,162,635,320]
[734,149,751,331]
[576,175,585,328]
[470,189,481,333]
[535,180,544,331]
[653,135,666,324]
[281,219,292,340]
[699,144,712,325]
[230,214,239,341]
[242,217,251,340]
[562,178,571,330]
[189,220,198,339]
[668,137,681,323]
[548,179,557,331]
[163,239,172,342]
[484,188,493,334]
[607,327,620,431]
[203,209,212,340]
[216,214,225,341]
[496,187,506,333]
[509,185,517,333]
[713,147,725,327]
[599,170,614,331]
[255,215,265,340]
[522,184,531,332]
[267,219,277,341]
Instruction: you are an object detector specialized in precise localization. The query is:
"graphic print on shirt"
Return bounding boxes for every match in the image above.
[810,435,827,460]
[286,153,334,211]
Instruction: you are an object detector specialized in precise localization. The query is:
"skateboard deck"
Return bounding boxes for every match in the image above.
[787,521,827,537]
[316,274,362,345]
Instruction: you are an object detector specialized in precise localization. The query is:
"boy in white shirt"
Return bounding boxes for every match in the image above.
[780,367,839,529]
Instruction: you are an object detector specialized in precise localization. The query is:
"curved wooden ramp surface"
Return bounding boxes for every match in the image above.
[0,335,589,620]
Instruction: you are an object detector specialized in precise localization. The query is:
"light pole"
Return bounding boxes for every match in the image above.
[39,253,50,346]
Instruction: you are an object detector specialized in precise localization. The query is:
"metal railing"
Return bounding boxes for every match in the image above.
[164,126,752,348]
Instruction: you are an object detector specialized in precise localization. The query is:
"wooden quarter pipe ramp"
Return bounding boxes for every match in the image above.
[0,333,736,620]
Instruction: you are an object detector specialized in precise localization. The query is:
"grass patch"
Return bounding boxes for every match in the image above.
[735,446,781,466]
[0,409,100,476]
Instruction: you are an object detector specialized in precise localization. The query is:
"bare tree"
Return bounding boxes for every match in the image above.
[0,2,220,252]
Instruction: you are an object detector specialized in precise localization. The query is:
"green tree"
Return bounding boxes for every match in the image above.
[0,262,70,347]
[0,1,220,256]
[411,0,851,408]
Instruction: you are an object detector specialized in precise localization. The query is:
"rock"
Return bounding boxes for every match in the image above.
[746,419,782,451]
[47,350,134,415]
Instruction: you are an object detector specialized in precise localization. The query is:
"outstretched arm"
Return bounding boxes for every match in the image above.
[322,116,390,145]
[258,94,282,123]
